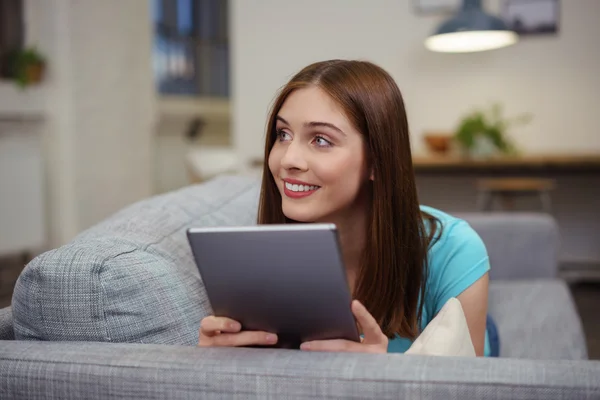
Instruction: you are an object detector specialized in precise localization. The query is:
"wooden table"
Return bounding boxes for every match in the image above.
[412,154,600,175]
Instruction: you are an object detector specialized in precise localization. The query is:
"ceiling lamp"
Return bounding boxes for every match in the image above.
[425,0,518,53]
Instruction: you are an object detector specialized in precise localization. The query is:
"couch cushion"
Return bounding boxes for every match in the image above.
[489,280,588,360]
[13,175,261,344]
[406,298,475,357]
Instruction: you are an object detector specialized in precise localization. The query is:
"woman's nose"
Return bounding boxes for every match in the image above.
[280,141,308,171]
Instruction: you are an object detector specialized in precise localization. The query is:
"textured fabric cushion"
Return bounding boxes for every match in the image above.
[12,175,261,344]
[489,279,588,360]
[2,341,599,400]
[455,212,559,280]
[0,307,14,340]
[406,298,475,357]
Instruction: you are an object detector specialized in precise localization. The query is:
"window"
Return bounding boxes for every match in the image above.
[151,0,229,98]
[0,0,24,78]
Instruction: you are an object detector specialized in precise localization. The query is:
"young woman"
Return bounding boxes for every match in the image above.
[198,60,496,356]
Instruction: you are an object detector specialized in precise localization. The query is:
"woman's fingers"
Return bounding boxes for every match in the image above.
[351,300,387,345]
[300,338,385,353]
[300,301,388,353]
[300,339,365,352]
[200,316,242,336]
[205,331,278,347]
[199,303,388,352]
[198,316,278,347]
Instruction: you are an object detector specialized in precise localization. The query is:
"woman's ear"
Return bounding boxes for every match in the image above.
[369,168,375,181]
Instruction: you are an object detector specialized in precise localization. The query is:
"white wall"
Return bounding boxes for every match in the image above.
[231,0,600,166]
[0,126,46,255]
[67,1,156,230]
[22,0,156,247]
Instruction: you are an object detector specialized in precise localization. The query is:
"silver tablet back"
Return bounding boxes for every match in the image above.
[187,224,360,348]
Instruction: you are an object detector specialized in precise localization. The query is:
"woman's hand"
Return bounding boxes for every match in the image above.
[300,300,388,353]
[198,316,278,347]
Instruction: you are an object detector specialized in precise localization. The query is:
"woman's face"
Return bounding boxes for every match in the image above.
[268,86,370,224]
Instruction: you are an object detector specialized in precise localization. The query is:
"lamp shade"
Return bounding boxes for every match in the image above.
[425,0,518,53]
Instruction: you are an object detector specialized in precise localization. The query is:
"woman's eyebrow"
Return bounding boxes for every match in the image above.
[305,121,346,136]
[275,115,289,125]
[276,115,345,136]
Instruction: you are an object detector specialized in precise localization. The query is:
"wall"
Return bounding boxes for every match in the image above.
[20,0,156,248]
[0,124,46,255]
[155,116,231,193]
[231,0,600,165]
[67,1,156,230]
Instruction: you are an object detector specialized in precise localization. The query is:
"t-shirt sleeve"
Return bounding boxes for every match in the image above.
[428,220,491,316]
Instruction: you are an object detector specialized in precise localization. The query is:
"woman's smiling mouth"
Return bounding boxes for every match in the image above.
[282,179,320,198]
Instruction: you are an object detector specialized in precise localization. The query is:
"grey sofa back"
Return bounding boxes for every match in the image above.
[456,212,559,280]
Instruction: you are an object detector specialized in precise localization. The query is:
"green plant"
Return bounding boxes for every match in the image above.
[5,46,47,88]
[454,103,532,156]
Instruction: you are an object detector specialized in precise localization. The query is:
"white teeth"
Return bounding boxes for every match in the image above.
[285,182,319,192]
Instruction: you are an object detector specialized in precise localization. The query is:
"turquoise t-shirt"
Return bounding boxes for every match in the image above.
[386,205,491,356]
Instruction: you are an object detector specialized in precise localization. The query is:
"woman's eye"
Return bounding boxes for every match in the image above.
[314,135,332,147]
[276,129,292,142]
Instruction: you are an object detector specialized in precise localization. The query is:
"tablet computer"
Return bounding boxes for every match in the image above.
[187,224,360,349]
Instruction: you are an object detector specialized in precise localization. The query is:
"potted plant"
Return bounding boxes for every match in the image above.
[5,46,47,89]
[454,103,532,158]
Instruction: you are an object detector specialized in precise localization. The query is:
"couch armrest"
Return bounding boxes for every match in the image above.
[0,307,13,340]
[456,213,559,280]
[1,341,599,399]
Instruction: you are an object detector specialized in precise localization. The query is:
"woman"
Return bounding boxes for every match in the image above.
[198,60,496,356]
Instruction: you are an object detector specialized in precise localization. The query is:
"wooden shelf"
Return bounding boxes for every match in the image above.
[0,81,47,118]
[0,114,45,123]
[412,154,600,174]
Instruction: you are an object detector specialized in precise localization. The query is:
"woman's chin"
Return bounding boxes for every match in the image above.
[282,208,321,224]
[284,215,315,223]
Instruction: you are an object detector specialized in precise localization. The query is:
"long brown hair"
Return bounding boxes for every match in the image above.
[257,60,440,339]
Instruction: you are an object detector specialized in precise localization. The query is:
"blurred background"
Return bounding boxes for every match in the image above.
[0,0,598,353]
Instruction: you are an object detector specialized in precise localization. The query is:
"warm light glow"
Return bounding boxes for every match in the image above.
[425,30,518,53]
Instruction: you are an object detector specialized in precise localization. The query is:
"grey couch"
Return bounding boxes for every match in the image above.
[1,175,599,399]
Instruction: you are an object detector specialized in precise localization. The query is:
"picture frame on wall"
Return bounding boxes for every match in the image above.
[413,0,461,15]
[501,0,560,35]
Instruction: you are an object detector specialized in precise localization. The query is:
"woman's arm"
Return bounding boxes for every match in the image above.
[456,273,489,356]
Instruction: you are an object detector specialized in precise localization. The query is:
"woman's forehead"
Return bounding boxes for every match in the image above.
[278,87,349,126]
